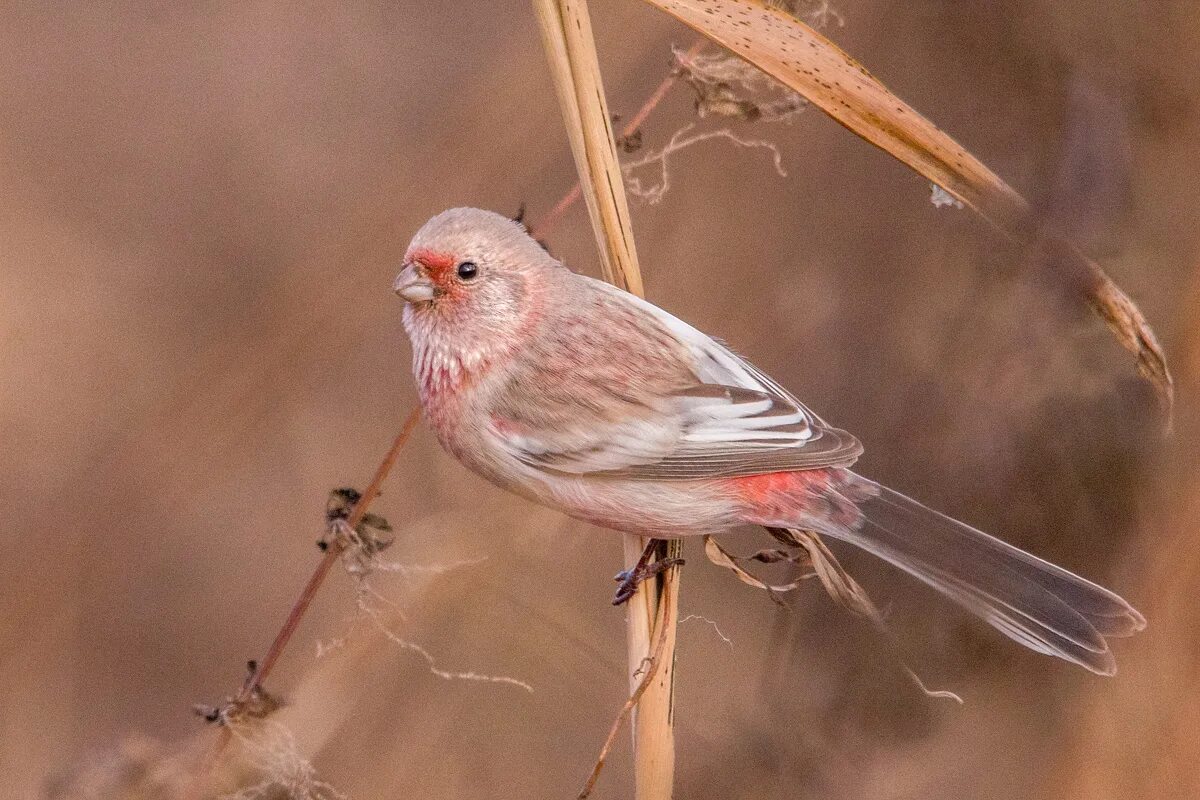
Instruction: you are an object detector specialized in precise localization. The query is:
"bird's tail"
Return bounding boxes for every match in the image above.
[801,472,1145,675]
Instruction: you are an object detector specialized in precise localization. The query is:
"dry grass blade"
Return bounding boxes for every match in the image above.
[1041,236,1174,419]
[702,535,810,594]
[534,1,682,797]
[782,528,875,617]
[641,0,1172,416]
[645,0,1028,229]
[775,527,962,703]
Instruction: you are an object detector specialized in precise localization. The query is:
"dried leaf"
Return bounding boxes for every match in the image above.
[786,528,962,703]
[672,45,806,121]
[645,0,1027,226]
[640,0,1172,417]
[1039,236,1174,418]
[703,535,810,594]
[749,547,800,563]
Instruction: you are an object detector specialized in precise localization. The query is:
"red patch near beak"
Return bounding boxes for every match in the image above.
[410,248,457,279]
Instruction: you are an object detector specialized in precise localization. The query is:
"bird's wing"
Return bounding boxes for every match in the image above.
[490,278,862,481]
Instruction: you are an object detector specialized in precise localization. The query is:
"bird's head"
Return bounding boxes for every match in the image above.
[394,207,557,358]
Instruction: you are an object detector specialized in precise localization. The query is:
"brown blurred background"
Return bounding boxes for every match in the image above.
[2,1,1198,798]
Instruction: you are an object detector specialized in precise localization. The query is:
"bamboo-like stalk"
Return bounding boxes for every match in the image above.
[534,0,644,294]
[533,1,681,797]
[531,38,705,241]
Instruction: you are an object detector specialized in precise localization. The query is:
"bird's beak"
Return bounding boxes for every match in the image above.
[393,264,435,303]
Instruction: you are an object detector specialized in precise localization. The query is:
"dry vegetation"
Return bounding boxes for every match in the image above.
[3,1,1198,799]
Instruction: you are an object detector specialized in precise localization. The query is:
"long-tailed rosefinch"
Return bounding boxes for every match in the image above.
[393,207,1144,675]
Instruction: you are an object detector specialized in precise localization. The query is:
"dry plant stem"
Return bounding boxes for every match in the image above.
[535,1,681,797]
[532,39,706,240]
[239,406,423,702]
[623,536,681,795]
[237,551,339,698]
[182,408,421,800]
[578,571,676,799]
[536,0,644,292]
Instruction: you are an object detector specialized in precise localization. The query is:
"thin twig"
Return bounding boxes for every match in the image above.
[183,408,421,799]
[239,407,423,702]
[531,39,705,241]
[577,576,675,799]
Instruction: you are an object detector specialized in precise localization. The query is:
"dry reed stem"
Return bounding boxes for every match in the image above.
[641,0,1172,417]
[535,1,682,797]
[535,0,644,294]
[578,573,676,799]
[531,39,706,240]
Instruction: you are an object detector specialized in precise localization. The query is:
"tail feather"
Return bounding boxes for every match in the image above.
[812,475,1145,676]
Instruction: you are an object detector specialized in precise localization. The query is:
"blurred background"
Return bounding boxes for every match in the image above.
[2,1,1197,798]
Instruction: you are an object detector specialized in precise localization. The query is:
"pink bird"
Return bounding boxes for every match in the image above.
[393,207,1144,676]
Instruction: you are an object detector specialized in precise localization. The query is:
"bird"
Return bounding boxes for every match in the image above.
[392,206,1145,676]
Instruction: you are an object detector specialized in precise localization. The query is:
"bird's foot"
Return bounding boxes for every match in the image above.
[612,546,685,605]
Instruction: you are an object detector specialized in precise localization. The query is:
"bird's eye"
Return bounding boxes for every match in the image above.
[456,261,479,281]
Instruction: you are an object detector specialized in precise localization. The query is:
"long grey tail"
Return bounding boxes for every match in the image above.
[813,475,1146,675]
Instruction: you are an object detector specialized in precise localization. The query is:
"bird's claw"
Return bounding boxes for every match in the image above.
[612,557,685,605]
